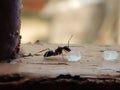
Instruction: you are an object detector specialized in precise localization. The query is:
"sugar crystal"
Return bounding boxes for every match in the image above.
[9,61,17,64]
[66,51,81,62]
[103,50,118,61]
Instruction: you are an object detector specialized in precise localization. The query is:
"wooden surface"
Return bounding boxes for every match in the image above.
[0,42,120,89]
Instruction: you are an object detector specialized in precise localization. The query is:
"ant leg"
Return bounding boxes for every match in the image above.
[34,48,50,56]
[61,52,64,60]
[61,52,65,60]
[38,48,50,53]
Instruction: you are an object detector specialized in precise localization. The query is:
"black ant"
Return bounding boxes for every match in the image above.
[43,35,73,57]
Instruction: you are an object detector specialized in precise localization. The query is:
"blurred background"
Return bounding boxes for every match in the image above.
[21,0,119,45]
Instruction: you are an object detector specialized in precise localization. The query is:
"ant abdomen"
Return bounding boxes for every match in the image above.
[44,50,54,57]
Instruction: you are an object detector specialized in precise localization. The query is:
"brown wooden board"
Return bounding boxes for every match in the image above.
[0,42,120,89]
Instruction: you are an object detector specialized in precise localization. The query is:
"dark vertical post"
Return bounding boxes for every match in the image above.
[0,0,21,60]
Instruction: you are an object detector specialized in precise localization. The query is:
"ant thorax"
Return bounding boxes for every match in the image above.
[55,47,63,55]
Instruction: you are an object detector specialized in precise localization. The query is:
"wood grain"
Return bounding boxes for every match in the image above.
[0,42,120,89]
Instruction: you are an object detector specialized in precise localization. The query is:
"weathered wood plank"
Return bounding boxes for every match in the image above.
[0,43,120,89]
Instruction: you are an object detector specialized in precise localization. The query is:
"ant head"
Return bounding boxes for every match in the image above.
[63,46,71,52]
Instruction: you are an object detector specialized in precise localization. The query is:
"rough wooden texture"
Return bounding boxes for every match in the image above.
[0,42,120,89]
[0,0,21,59]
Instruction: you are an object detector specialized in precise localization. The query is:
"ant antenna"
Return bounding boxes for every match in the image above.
[68,35,73,47]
